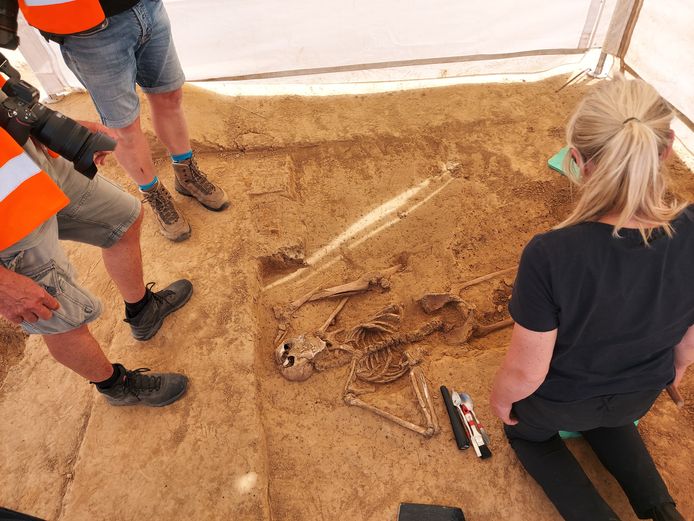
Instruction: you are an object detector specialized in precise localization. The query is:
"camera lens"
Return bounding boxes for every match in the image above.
[31,104,115,179]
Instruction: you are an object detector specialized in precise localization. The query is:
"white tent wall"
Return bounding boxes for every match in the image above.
[10,0,693,161]
[165,0,614,82]
[15,15,82,95]
[622,0,694,125]
[15,0,620,93]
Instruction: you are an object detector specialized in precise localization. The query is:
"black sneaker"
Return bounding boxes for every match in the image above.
[647,503,685,521]
[125,280,193,341]
[98,365,188,407]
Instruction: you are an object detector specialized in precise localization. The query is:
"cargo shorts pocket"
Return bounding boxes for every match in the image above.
[21,261,102,335]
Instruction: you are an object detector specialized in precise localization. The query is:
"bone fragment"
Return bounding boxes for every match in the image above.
[344,393,437,438]
[293,264,402,308]
[473,318,515,338]
[455,266,518,292]
[361,318,446,356]
[318,297,350,336]
[408,362,440,435]
[418,293,463,314]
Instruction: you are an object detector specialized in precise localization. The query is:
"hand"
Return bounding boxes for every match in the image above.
[93,150,110,166]
[76,120,118,165]
[491,399,519,426]
[0,268,60,324]
[77,120,117,139]
[673,363,687,388]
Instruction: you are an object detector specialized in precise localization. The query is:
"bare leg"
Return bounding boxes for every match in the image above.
[102,206,146,303]
[146,89,190,155]
[43,325,113,382]
[113,117,158,186]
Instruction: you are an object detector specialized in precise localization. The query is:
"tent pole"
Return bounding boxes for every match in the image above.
[592,51,609,77]
[617,0,644,64]
[590,0,640,78]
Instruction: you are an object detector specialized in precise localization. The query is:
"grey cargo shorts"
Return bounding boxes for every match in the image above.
[0,140,141,335]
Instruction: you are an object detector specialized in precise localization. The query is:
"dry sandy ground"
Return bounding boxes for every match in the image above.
[1,76,693,521]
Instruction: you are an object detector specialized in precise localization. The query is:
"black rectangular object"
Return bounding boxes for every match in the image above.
[398,503,465,521]
[440,385,469,450]
[0,508,45,521]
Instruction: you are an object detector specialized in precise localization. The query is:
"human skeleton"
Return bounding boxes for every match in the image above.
[274,265,514,437]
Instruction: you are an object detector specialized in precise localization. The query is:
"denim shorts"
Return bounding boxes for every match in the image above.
[0,140,141,335]
[60,0,185,128]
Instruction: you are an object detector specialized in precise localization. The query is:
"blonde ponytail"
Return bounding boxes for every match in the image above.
[556,75,685,241]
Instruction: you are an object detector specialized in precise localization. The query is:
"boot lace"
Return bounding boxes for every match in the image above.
[142,185,180,225]
[183,158,216,195]
[123,368,161,400]
[145,281,176,306]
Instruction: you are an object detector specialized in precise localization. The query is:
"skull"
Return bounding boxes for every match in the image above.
[275,334,328,381]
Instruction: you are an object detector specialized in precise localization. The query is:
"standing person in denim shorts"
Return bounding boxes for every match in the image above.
[0,129,193,406]
[19,0,229,242]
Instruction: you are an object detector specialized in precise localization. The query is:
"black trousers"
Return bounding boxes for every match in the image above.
[504,389,673,521]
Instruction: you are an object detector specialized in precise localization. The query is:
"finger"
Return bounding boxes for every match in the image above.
[505,417,519,425]
[34,304,54,321]
[42,294,60,310]
[7,314,23,325]
[22,311,40,323]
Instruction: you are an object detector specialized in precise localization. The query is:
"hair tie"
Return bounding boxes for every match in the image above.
[623,117,640,124]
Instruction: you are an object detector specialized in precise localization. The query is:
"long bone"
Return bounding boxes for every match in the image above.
[453,266,517,293]
[274,264,402,343]
[343,354,439,438]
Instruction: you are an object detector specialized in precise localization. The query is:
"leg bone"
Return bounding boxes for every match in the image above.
[317,297,350,336]
[344,394,437,438]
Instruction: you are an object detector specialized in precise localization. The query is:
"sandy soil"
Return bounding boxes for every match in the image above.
[0,76,693,520]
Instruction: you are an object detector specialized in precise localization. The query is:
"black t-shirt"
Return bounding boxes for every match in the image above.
[100,0,140,18]
[509,205,694,402]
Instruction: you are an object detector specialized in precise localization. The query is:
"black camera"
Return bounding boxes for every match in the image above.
[0,52,115,178]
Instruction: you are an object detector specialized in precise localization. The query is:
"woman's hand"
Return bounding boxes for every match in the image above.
[490,397,518,425]
[674,325,694,387]
[673,363,687,388]
[489,323,556,426]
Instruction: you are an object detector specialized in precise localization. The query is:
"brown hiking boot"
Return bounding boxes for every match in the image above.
[173,157,229,211]
[141,180,191,242]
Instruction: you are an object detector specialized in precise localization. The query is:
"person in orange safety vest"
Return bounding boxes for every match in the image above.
[0,95,191,407]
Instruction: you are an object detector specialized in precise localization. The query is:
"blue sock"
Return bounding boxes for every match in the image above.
[171,150,193,163]
[138,176,158,191]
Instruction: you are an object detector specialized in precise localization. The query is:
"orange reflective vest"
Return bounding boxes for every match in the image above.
[18,0,105,35]
[0,128,69,251]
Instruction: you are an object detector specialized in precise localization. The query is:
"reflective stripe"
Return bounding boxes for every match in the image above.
[0,152,42,201]
[0,171,70,251]
[24,0,76,5]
